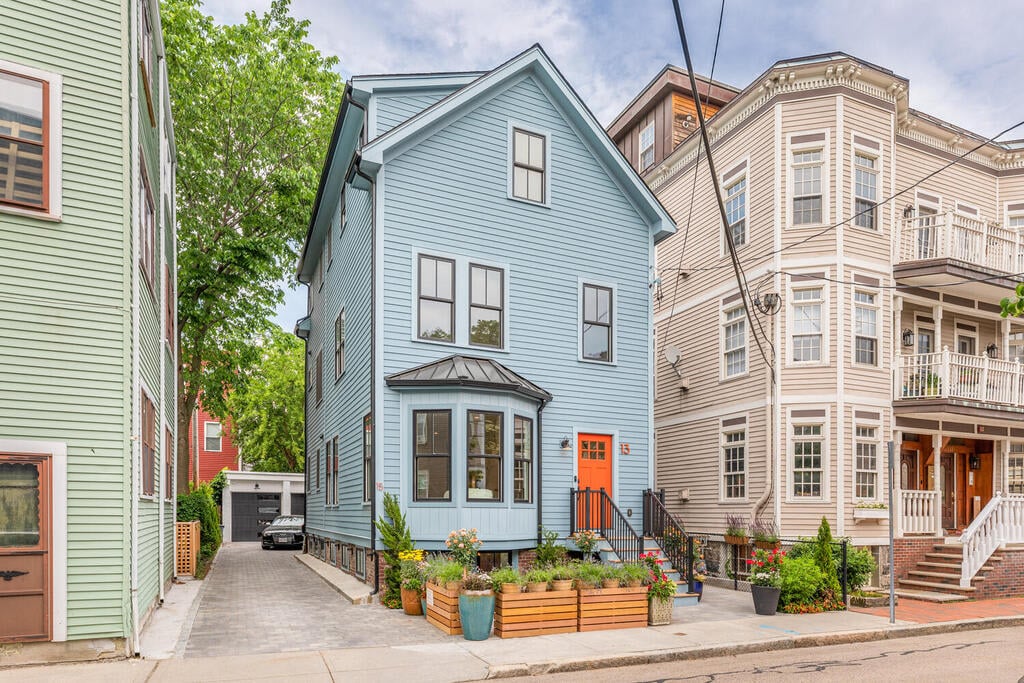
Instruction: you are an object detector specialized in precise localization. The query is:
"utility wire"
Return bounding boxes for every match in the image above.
[671,0,775,382]
[774,269,1024,290]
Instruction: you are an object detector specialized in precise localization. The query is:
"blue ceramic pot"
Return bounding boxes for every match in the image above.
[458,590,495,641]
[420,597,426,617]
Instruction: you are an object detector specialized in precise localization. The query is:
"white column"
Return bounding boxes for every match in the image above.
[933,433,943,536]
[1002,318,1011,362]
[282,478,292,516]
[933,304,943,353]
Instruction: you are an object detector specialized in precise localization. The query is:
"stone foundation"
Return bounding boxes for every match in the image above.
[0,638,127,669]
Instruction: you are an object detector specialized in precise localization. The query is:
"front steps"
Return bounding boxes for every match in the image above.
[896,542,1003,601]
[594,537,699,606]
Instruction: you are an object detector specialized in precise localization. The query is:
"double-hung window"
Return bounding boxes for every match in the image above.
[469,264,503,348]
[0,69,50,210]
[325,437,334,505]
[725,176,747,246]
[792,287,823,362]
[315,349,323,404]
[141,392,156,497]
[467,411,502,501]
[418,255,455,342]
[513,416,533,503]
[722,427,746,499]
[164,428,174,501]
[331,436,339,505]
[582,283,613,362]
[140,161,157,292]
[639,122,655,171]
[512,128,546,203]
[414,410,451,501]
[854,152,878,229]
[1009,213,1024,231]
[792,149,823,225]
[204,421,222,452]
[853,290,878,365]
[792,424,823,498]
[854,426,878,499]
[362,414,372,503]
[722,305,747,377]
[334,310,346,379]
[1008,444,1024,494]
[140,0,154,92]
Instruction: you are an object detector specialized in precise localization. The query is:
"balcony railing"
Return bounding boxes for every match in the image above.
[898,212,1023,275]
[894,348,1024,408]
[896,489,941,536]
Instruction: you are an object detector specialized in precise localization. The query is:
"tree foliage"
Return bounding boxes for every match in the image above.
[1001,283,1024,318]
[375,493,413,608]
[226,328,305,472]
[161,0,341,489]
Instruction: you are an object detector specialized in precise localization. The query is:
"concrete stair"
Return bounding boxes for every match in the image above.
[896,542,1003,601]
[593,537,699,606]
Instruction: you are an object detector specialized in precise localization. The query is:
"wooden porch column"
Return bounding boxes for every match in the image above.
[933,304,943,353]
[932,431,943,536]
[1002,318,1011,363]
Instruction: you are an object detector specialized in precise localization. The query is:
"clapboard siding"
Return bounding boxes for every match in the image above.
[374,89,459,138]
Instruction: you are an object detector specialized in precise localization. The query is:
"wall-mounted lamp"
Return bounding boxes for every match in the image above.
[903,204,915,219]
[901,328,915,347]
[986,343,999,359]
[560,437,571,451]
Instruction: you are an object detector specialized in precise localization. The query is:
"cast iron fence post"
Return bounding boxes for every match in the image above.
[841,540,849,605]
[569,488,576,535]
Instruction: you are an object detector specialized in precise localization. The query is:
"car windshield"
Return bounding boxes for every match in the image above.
[270,516,303,526]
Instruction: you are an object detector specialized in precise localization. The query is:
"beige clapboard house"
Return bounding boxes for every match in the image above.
[612,53,1024,594]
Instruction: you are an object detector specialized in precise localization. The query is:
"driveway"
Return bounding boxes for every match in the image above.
[183,543,448,657]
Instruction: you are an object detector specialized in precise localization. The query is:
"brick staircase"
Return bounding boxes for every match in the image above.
[897,542,1003,601]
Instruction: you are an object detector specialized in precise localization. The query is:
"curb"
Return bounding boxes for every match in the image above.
[294,552,374,604]
[485,615,1024,678]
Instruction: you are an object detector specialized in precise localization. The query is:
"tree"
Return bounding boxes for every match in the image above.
[1001,283,1024,318]
[161,0,341,490]
[227,328,305,472]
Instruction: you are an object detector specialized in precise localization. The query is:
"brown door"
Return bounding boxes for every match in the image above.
[900,450,918,490]
[577,434,613,528]
[0,454,50,642]
[940,453,955,530]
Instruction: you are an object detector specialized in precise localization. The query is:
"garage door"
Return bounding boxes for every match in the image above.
[232,492,280,542]
[290,493,305,517]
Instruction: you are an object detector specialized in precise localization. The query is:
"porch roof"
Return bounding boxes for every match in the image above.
[384,355,552,403]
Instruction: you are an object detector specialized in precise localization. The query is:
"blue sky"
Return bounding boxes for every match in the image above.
[200,0,1024,329]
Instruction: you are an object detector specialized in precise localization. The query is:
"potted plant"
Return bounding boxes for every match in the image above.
[399,549,426,616]
[424,557,466,635]
[524,567,552,593]
[747,547,785,615]
[459,570,495,641]
[853,502,889,521]
[550,564,575,591]
[750,519,780,550]
[724,514,748,546]
[641,551,675,625]
[621,562,648,588]
[570,529,600,557]
[446,527,483,571]
[436,559,465,592]
[572,561,605,589]
[601,564,622,589]
[490,565,522,594]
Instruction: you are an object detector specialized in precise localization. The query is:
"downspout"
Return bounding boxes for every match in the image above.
[128,0,141,656]
[156,49,166,604]
[536,398,548,546]
[751,312,775,522]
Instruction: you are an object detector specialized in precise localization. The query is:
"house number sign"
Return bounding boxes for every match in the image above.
[620,443,630,455]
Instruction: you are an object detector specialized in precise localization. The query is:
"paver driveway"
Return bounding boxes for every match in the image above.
[183,543,448,657]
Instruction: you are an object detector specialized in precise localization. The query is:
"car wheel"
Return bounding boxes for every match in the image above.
[262,543,271,550]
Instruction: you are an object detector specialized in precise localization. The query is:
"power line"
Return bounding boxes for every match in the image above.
[775,268,1024,290]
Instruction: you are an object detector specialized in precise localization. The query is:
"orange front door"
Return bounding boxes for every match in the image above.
[577,434,612,529]
[0,454,51,642]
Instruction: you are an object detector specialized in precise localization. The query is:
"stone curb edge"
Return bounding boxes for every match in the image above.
[484,616,1024,679]
[293,553,373,604]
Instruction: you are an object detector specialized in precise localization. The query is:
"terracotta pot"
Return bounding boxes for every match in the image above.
[724,534,748,546]
[526,581,549,593]
[754,540,780,551]
[500,582,522,594]
[626,579,642,588]
[602,579,620,589]
[401,587,423,616]
[551,579,573,592]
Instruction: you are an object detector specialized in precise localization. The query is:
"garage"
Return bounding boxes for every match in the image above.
[221,471,305,543]
[290,493,305,516]
[231,492,281,542]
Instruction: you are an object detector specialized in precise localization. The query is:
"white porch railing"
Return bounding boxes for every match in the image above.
[959,492,1024,587]
[898,212,1022,274]
[897,489,941,536]
[894,347,1024,408]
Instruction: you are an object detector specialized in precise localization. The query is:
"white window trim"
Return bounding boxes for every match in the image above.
[954,317,979,356]
[913,314,936,355]
[0,59,63,222]
[577,277,618,365]
[786,407,830,503]
[204,420,223,453]
[955,200,981,220]
[719,300,749,382]
[786,274,830,368]
[786,130,830,229]
[915,189,942,214]
[851,282,881,368]
[850,133,883,232]
[639,121,655,172]
[720,157,750,256]
[1003,202,1024,231]
[334,308,345,381]
[409,248,511,351]
[853,416,883,503]
[139,384,159,501]
[719,415,749,502]
[506,120,551,208]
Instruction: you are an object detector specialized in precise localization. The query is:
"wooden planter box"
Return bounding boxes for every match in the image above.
[494,589,578,638]
[425,582,462,635]
[577,586,648,632]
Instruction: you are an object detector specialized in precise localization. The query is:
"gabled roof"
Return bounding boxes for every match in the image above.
[358,44,675,242]
[385,354,552,402]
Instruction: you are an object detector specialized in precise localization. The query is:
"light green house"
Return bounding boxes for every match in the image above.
[0,0,177,661]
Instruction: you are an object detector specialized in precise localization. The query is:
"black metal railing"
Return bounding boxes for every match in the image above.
[643,489,693,591]
[570,487,643,564]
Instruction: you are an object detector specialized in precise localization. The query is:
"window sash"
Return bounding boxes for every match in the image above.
[335,310,346,379]
[418,255,455,341]
[414,410,451,502]
[141,393,156,496]
[855,427,878,499]
[722,429,746,499]
[363,414,372,503]
[1008,455,1024,494]
[467,411,502,502]
[792,288,823,362]
[582,284,613,362]
[204,421,222,452]
[792,149,823,225]
[0,69,49,211]
[140,161,157,290]
[792,424,823,497]
[514,415,532,503]
[723,307,746,377]
[469,264,504,348]
[854,292,878,364]
[725,177,747,246]
[639,122,655,171]
[512,129,545,202]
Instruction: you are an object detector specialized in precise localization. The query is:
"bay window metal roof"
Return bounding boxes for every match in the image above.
[385,354,551,402]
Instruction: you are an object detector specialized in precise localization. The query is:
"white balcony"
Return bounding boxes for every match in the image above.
[894,348,1024,408]
[898,213,1023,275]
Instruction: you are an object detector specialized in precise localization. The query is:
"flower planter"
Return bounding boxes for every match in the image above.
[425,582,462,635]
[751,585,781,616]
[577,586,648,632]
[494,589,578,638]
[551,579,573,592]
[725,534,748,546]
[420,597,426,617]
[401,587,423,616]
[693,580,703,602]
[853,508,889,522]
[526,581,549,593]
[753,540,779,551]
[648,596,673,626]
[500,583,522,594]
[601,579,620,589]
[459,589,496,641]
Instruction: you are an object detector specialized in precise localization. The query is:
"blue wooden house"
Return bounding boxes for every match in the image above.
[296,45,674,585]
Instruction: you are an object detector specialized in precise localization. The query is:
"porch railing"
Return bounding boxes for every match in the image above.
[897,488,941,536]
[570,487,643,565]
[642,489,692,590]
[959,492,1024,586]
[894,347,1024,407]
[898,212,1021,274]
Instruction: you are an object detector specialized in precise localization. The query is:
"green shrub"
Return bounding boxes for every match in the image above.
[209,469,228,508]
[490,566,521,590]
[573,561,604,588]
[435,559,465,584]
[788,535,876,593]
[176,483,221,572]
[374,493,413,608]
[524,567,553,585]
[621,563,649,585]
[813,517,842,599]
[535,527,568,568]
[780,556,824,607]
[550,563,575,581]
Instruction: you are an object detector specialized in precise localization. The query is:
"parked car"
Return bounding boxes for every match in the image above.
[260,515,304,550]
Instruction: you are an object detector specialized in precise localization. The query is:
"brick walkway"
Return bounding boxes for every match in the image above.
[851,596,1024,623]
[183,543,448,657]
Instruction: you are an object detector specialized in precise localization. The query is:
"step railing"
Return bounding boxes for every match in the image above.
[570,487,643,565]
[642,489,691,590]
[959,492,1024,586]
[897,489,941,536]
